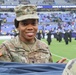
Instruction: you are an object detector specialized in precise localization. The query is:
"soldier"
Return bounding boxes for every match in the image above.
[0,4,66,64]
[37,30,42,40]
[47,30,52,45]
[62,58,76,75]
[64,31,69,45]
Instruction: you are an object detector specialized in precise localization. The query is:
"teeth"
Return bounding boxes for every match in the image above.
[27,33,34,35]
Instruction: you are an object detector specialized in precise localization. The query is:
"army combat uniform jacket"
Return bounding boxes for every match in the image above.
[0,36,53,63]
[62,58,76,75]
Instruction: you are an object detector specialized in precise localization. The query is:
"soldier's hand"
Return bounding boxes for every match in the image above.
[56,58,67,63]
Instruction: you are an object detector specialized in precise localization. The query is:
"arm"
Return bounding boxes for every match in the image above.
[56,58,66,63]
[0,44,12,62]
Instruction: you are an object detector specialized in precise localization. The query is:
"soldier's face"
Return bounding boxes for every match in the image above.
[18,19,38,42]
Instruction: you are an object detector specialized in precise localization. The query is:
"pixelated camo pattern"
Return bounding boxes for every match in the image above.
[62,58,76,75]
[14,4,37,17]
[0,36,53,63]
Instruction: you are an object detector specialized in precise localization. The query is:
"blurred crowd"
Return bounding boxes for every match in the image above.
[0,11,76,44]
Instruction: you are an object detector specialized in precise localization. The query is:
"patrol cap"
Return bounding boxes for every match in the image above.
[14,4,39,21]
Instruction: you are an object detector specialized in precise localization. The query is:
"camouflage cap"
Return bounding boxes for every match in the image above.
[14,4,39,21]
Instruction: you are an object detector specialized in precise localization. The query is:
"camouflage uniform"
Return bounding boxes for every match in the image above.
[0,36,53,63]
[62,58,76,75]
[0,4,53,63]
[14,4,39,21]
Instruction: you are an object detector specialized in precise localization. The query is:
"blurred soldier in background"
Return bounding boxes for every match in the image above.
[64,30,69,45]
[68,29,72,42]
[42,30,45,39]
[47,30,52,45]
[37,30,42,40]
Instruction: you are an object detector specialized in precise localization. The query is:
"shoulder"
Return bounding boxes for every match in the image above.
[36,38,49,50]
[65,58,76,70]
[0,36,19,48]
[8,36,20,45]
[0,40,14,49]
[62,58,76,75]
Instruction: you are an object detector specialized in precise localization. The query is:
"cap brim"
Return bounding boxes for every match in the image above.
[16,14,39,21]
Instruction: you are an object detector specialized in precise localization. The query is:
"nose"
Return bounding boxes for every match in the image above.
[26,24,33,30]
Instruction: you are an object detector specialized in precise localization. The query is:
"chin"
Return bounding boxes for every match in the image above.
[26,37,34,40]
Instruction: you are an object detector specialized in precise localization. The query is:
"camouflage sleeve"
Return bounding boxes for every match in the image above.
[46,46,53,63]
[43,41,53,63]
[62,59,76,75]
[49,52,53,62]
[0,44,12,62]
